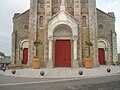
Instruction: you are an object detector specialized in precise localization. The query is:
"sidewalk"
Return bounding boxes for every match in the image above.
[0,65,120,78]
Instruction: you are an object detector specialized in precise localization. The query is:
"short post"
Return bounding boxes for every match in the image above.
[2,67,6,72]
[40,71,45,76]
[78,70,83,75]
[106,68,111,73]
[12,69,16,74]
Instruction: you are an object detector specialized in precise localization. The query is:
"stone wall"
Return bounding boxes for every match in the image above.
[12,10,29,64]
[97,9,115,64]
[11,0,117,67]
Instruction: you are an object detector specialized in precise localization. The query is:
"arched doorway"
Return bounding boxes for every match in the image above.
[23,48,28,64]
[47,10,79,68]
[98,39,110,65]
[19,40,29,65]
[98,48,105,65]
[54,24,72,67]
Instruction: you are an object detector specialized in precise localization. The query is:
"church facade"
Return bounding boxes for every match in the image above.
[11,0,118,68]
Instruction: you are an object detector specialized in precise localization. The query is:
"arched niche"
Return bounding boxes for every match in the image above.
[53,24,72,38]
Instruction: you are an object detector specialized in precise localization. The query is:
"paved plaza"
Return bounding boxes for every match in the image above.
[0,65,120,78]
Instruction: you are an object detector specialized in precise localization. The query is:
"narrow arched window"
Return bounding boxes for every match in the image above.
[82,16,87,28]
[39,16,43,26]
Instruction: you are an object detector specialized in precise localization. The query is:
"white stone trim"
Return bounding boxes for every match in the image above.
[73,38,77,61]
[48,11,78,38]
[48,39,53,61]
[98,39,110,64]
[18,39,29,65]
[47,10,79,67]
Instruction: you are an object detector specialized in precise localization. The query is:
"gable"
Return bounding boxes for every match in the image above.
[48,10,78,38]
[48,10,78,26]
[97,9,115,22]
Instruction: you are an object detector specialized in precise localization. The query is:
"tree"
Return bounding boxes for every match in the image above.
[0,52,6,58]
[33,40,42,57]
[85,41,93,57]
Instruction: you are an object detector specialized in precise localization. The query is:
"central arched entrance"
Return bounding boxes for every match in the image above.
[54,24,72,67]
[47,10,79,68]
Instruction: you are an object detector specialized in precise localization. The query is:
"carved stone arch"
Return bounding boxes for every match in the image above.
[18,39,29,65]
[53,24,72,38]
[19,39,29,49]
[98,38,110,49]
[48,20,78,38]
[48,11,78,38]
[98,38,110,65]
[47,11,79,68]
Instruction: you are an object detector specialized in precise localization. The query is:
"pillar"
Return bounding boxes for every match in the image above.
[73,37,79,67]
[49,40,52,60]
[74,40,77,60]
[47,38,53,68]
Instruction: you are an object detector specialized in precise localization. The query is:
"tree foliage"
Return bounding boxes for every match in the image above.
[0,52,6,57]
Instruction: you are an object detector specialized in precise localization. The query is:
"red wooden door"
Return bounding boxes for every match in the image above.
[23,48,28,64]
[55,40,71,67]
[98,48,106,65]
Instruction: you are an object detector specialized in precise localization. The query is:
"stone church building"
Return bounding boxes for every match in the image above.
[11,0,118,68]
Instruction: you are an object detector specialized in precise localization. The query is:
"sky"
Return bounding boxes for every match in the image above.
[0,0,120,56]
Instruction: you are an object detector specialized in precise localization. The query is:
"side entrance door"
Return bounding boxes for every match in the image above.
[23,48,28,64]
[98,48,106,65]
[55,40,71,67]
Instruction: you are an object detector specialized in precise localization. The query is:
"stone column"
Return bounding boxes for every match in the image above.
[74,40,77,61]
[73,37,79,67]
[19,48,22,65]
[47,38,53,68]
[49,40,52,61]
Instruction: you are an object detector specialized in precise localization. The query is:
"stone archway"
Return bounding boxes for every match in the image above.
[19,39,29,65]
[53,24,72,38]
[47,10,79,68]
[53,24,72,67]
[98,39,110,65]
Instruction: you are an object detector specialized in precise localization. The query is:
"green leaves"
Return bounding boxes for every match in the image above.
[85,41,93,57]
[33,40,43,57]
[0,52,6,57]
[33,40,42,47]
[85,41,93,46]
